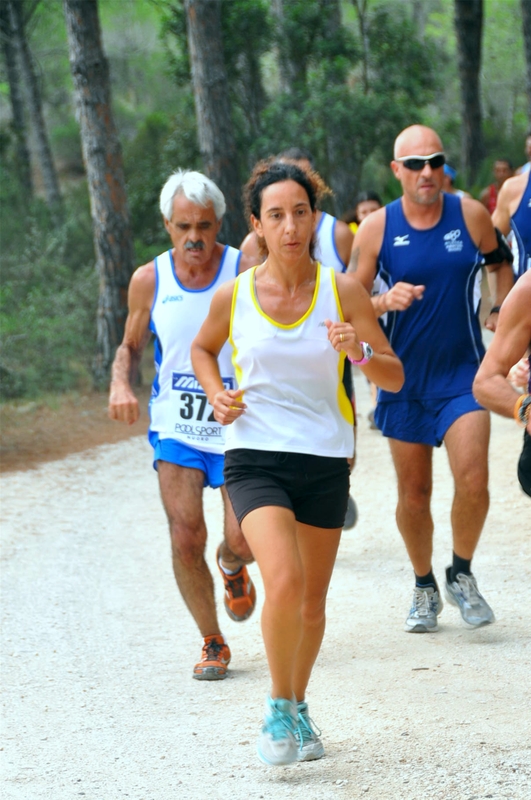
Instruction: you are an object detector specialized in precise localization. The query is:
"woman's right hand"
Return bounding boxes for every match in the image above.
[212,388,247,425]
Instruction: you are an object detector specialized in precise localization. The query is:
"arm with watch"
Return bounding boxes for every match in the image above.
[327,273,404,394]
[473,272,531,436]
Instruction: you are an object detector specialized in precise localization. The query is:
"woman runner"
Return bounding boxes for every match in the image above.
[191,160,404,766]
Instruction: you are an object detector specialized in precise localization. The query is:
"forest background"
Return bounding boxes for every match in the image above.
[0,0,529,402]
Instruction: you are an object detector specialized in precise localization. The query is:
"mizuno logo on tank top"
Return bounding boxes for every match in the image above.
[172,373,235,393]
[393,234,410,246]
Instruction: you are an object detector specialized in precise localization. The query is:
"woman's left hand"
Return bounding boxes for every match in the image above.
[325,319,364,361]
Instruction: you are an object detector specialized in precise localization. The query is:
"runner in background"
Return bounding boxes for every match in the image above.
[352,125,515,634]
[480,158,514,214]
[442,164,470,198]
[108,170,256,681]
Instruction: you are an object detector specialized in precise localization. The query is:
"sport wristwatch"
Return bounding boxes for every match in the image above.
[348,341,374,366]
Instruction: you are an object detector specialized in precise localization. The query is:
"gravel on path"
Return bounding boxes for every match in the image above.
[1,375,530,800]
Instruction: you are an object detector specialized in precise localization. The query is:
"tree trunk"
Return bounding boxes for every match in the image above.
[271,0,299,95]
[324,0,354,215]
[184,0,246,246]
[63,0,135,388]
[522,0,531,123]
[0,0,33,193]
[8,0,61,214]
[454,0,484,185]
[351,0,369,94]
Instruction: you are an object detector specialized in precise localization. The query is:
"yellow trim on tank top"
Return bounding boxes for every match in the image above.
[330,270,354,425]
[330,269,345,322]
[228,274,244,389]
[249,262,322,329]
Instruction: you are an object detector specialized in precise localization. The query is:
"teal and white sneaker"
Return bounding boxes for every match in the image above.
[404,586,443,633]
[444,567,495,627]
[257,695,298,766]
[295,701,325,761]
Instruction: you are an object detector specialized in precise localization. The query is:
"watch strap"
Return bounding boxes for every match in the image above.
[348,341,372,366]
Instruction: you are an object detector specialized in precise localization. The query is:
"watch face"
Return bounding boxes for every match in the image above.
[363,342,374,360]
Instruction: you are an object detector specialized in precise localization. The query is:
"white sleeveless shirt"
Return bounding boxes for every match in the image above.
[314,212,346,273]
[225,264,354,457]
[149,246,240,454]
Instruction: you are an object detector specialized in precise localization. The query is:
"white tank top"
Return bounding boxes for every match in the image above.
[225,264,354,457]
[314,212,346,273]
[149,246,240,454]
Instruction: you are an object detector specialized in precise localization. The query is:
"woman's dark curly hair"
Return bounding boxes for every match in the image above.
[243,158,331,258]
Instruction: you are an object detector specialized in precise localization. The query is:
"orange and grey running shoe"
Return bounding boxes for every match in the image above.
[216,545,257,622]
[193,634,231,681]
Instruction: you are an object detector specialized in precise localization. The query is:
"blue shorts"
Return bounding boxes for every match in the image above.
[149,433,225,488]
[374,393,485,448]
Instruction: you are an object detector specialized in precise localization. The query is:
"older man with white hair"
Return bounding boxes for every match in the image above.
[109,170,256,680]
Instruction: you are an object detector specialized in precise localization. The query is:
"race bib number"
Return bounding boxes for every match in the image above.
[171,372,235,443]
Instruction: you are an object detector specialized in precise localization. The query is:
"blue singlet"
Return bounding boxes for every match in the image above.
[376,194,483,404]
[510,172,531,278]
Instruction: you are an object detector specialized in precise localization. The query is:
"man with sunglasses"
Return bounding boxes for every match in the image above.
[109,170,257,680]
[352,125,514,634]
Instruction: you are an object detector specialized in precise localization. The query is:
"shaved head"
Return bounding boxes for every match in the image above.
[393,125,443,159]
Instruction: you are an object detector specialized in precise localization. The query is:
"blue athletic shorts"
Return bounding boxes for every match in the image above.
[148,433,225,488]
[374,393,485,448]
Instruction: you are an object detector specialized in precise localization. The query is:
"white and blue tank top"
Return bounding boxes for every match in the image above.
[314,212,346,273]
[376,194,484,403]
[148,246,241,454]
[510,172,531,278]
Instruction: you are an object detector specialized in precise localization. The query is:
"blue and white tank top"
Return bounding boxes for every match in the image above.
[510,172,531,278]
[149,246,241,453]
[225,264,354,457]
[314,212,346,273]
[377,194,484,402]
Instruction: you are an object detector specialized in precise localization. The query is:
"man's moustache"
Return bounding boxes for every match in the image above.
[184,241,205,250]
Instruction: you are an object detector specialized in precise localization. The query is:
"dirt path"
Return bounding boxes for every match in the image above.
[1,372,530,800]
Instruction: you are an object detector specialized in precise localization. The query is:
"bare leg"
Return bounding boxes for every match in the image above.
[444,411,490,560]
[157,461,220,637]
[218,486,254,570]
[241,506,304,699]
[388,440,434,576]
[292,524,342,702]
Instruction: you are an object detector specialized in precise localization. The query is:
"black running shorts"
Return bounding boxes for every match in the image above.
[223,449,350,529]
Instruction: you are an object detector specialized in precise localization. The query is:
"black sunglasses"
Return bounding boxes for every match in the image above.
[395,152,446,171]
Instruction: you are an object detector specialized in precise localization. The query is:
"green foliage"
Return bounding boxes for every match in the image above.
[0,135,97,399]
[123,103,200,264]
[1,0,527,399]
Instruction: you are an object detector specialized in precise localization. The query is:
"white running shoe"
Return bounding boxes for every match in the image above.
[295,701,325,761]
[444,568,495,627]
[257,695,298,766]
[404,586,443,633]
